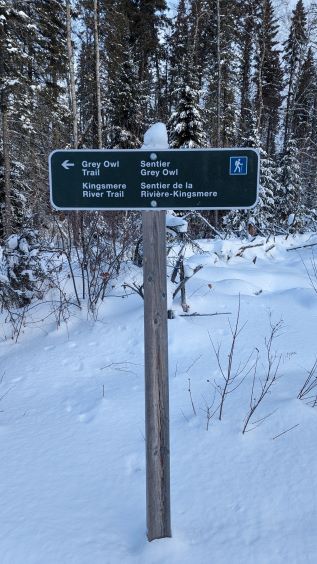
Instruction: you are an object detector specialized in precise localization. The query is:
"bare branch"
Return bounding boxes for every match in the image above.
[272,424,300,440]
[242,319,284,434]
[208,297,255,421]
[297,357,317,405]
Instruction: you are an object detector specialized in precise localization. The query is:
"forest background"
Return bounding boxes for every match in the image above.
[1,0,317,314]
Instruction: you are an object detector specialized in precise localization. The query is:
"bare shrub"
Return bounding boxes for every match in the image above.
[242,318,284,434]
[209,297,255,421]
[299,248,317,295]
[297,358,317,407]
[54,212,142,316]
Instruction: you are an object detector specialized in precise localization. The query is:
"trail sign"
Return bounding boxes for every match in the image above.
[49,148,259,211]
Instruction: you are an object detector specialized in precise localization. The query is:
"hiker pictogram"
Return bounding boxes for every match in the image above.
[230,156,248,175]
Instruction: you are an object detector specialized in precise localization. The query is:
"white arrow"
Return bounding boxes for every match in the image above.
[62,160,75,170]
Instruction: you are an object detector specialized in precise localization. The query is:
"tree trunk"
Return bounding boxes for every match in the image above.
[66,0,78,149]
[66,0,80,246]
[256,34,265,134]
[216,0,221,148]
[1,93,12,237]
[214,0,222,229]
[93,0,102,149]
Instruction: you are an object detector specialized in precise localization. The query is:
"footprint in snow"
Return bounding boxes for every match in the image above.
[72,361,84,372]
[64,393,101,423]
[215,278,262,296]
[125,453,144,476]
[77,410,99,423]
[43,345,55,351]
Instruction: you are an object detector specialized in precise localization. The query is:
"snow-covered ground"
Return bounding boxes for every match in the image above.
[1,232,317,563]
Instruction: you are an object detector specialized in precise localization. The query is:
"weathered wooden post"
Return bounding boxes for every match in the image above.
[142,209,171,541]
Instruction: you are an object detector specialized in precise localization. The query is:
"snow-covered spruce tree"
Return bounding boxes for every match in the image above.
[30,0,69,149]
[253,0,283,157]
[236,0,256,146]
[167,0,209,149]
[24,1,70,233]
[167,0,211,233]
[292,47,317,148]
[102,0,168,147]
[223,151,279,237]
[187,0,212,92]
[168,83,207,148]
[77,0,107,148]
[0,2,37,239]
[105,0,142,148]
[258,149,281,232]
[276,137,305,232]
[223,121,279,236]
[168,0,189,114]
[283,0,308,152]
[292,47,317,209]
[0,230,48,308]
[0,0,70,238]
[133,0,168,123]
[204,0,238,147]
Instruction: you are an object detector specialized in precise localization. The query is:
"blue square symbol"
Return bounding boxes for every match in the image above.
[230,156,248,175]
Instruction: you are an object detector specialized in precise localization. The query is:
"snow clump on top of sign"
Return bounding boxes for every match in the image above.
[142,122,169,150]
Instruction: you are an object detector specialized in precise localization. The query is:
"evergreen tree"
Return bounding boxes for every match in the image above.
[0,2,38,238]
[129,0,168,126]
[168,0,189,112]
[133,0,167,81]
[283,0,308,151]
[105,0,142,148]
[187,0,211,90]
[292,47,317,148]
[237,0,256,145]
[26,0,70,230]
[167,0,207,148]
[168,85,206,148]
[204,0,239,147]
[277,137,304,230]
[254,0,283,156]
[77,0,106,147]
[292,47,317,208]
[224,120,279,235]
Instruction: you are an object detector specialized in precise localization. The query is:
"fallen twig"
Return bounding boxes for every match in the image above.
[188,379,196,416]
[286,242,317,251]
[179,312,232,317]
[272,423,300,440]
[236,243,264,257]
[265,244,275,253]
[100,361,143,372]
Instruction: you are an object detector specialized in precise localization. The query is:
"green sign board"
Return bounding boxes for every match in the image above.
[49,148,259,211]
